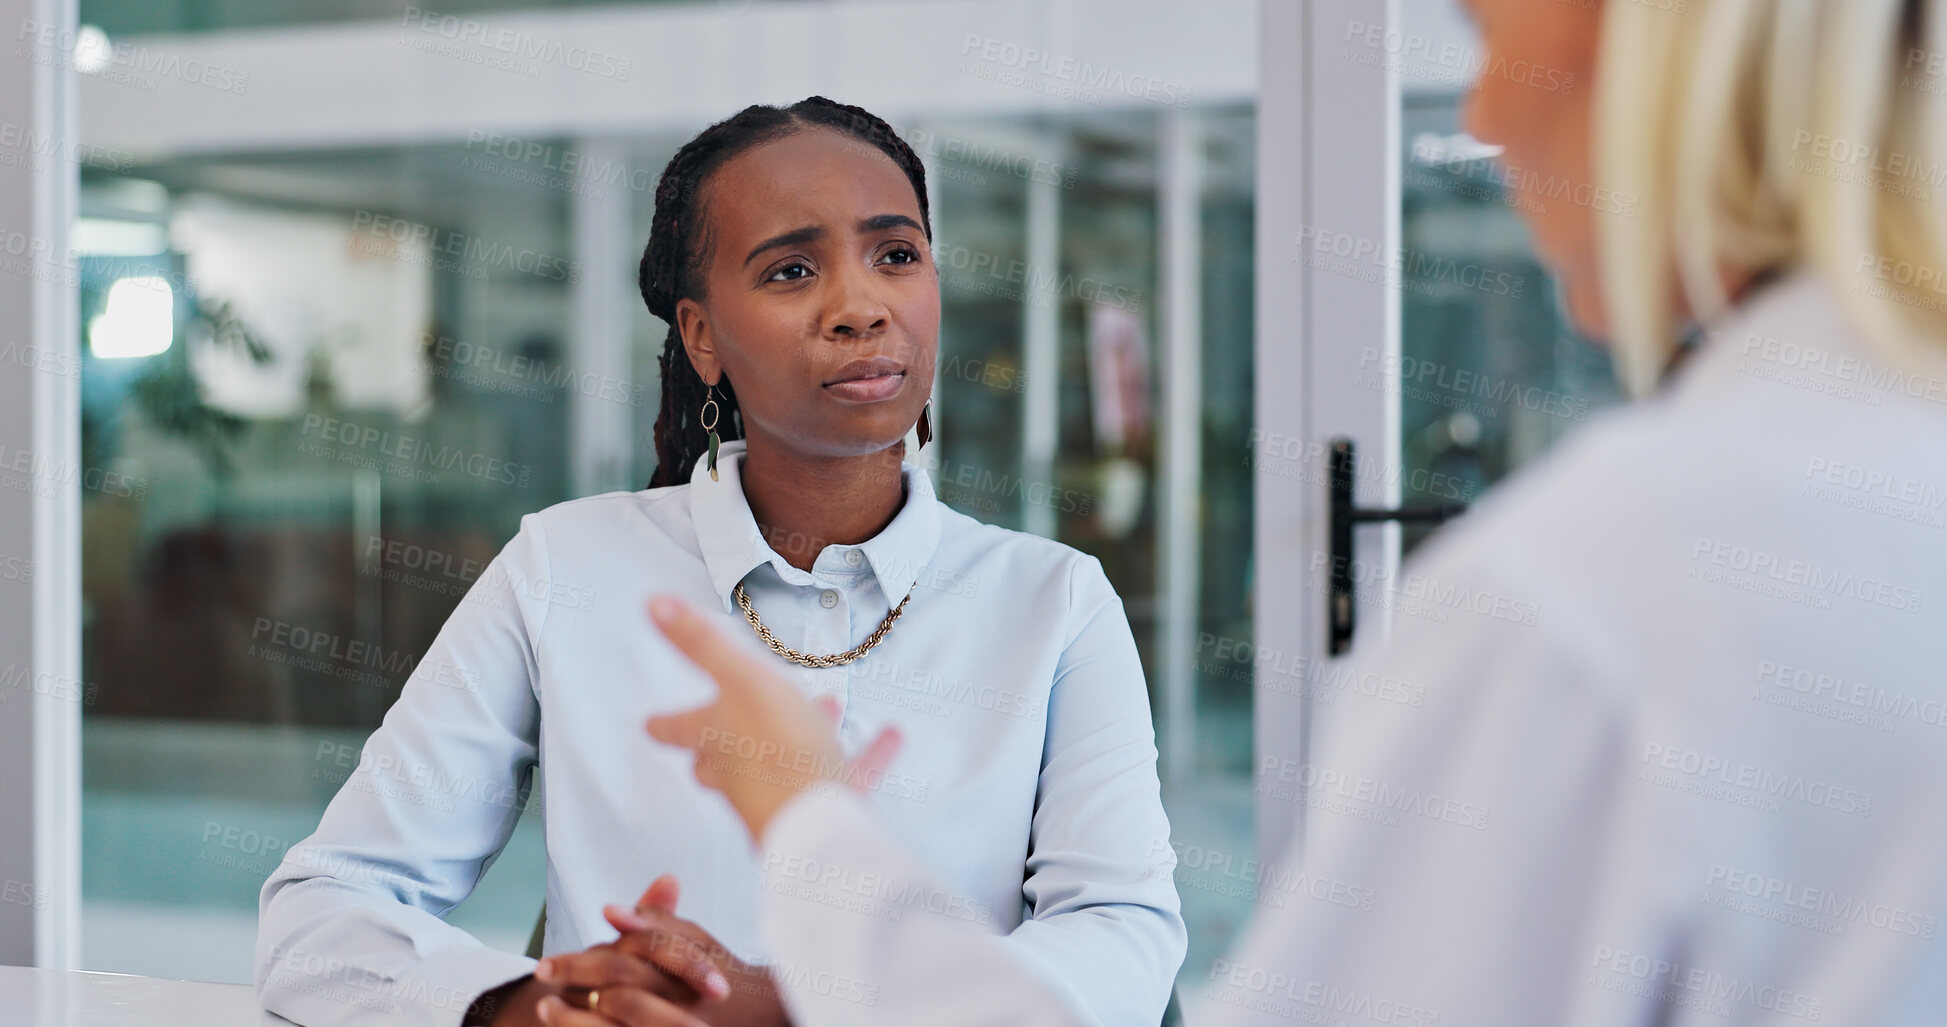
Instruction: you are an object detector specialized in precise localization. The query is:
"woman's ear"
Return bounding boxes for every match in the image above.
[675,297,722,386]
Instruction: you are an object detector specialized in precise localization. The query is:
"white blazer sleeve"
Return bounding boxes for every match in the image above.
[757,788,1097,1027]
[1188,546,1667,1027]
[254,514,552,1027]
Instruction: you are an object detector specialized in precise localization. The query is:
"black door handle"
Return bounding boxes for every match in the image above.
[1328,437,1467,655]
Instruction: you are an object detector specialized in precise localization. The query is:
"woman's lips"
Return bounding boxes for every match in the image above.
[824,371,907,402]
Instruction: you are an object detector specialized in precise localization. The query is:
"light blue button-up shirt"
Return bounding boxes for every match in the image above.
[255,439,1185,1027]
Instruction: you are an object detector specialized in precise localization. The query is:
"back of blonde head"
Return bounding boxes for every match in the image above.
[1597,0,1947,395]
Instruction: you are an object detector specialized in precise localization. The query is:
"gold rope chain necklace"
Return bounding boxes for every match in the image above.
[732,582,913,668]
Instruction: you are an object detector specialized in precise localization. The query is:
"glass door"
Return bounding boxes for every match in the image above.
[1252,0,1627,867]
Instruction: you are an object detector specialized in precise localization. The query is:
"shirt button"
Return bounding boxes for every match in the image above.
[844,550,863,566]
[820,590,839,608]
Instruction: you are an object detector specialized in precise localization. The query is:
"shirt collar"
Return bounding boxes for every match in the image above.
[685,438,943,613]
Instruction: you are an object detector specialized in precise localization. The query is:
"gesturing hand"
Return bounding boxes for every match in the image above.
[643,595,901,841]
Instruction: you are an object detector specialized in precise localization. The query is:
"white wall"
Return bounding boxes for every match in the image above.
[77,0,1256,158]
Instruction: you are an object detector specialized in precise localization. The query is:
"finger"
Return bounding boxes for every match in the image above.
[592,987,714,1027]
[535,949,680,997]
[636,874,681,914]
[644,706,714,751]
[612,924,731,1001]
[605,903,649,934]
[538,992,708,1027]
[847,725,903,784]
[812,693,842,726]
[647,596,791,704]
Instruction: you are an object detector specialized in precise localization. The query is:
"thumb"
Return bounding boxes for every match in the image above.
[637,873,680,914]
[847,725,903,786]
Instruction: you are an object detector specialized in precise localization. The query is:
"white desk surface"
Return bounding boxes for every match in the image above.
[0,966,287,1025]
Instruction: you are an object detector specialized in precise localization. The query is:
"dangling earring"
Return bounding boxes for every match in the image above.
[701,383,722,482]
[916,401,933,450]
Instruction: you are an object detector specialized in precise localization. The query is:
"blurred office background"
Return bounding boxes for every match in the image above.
[65,0,1616,991]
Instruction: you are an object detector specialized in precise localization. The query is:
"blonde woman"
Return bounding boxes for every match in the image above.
[635,1,1947,1024]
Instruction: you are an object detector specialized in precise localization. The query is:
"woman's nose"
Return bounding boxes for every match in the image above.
[822,264,891,338]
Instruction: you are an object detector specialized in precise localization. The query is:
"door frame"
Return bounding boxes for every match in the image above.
[1252,0,1403,865]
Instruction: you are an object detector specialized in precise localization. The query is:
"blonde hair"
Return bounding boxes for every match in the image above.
[1596,0,1947,396]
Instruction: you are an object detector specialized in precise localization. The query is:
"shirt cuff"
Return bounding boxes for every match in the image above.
[411,945,538,1027]
[760,786,865,857]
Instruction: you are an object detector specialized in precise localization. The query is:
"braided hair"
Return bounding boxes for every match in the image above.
[641,97,934,487]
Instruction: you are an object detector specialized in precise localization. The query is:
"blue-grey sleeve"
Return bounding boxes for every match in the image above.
[1006,554,1187,1025]
[254,514,552,1027]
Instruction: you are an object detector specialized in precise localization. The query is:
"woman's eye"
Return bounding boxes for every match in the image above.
[767,261,812,283]
[879,246,921,266]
